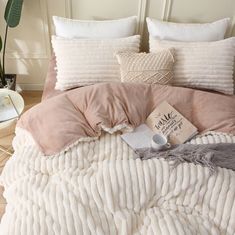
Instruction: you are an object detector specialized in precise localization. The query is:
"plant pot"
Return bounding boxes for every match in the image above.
[3,74,17,90]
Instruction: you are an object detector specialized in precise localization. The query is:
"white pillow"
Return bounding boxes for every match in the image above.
[52,35,140,90]
[149,37,235,95]
[146,17,230,42]
[53,16,137,38]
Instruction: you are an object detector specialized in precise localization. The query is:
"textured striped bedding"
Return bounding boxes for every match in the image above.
[0,128,235,235]
[52,36,140,90]
[149,37,235,95]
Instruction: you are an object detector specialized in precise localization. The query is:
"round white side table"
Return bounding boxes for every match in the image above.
[0,89,24,155]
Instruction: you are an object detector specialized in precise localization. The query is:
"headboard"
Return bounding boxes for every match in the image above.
[0,0,234,89]
[47,0,235,49]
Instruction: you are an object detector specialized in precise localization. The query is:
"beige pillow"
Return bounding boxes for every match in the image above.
[149,37,235,95]
[52,35,140,90]
[116,49,175,85]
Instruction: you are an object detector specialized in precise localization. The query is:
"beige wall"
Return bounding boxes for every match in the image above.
[0,0,234,90]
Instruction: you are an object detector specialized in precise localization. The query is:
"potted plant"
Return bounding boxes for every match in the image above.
[0,0,24,90]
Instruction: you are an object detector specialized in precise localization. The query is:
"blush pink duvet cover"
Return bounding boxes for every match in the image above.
[18,83,235,155]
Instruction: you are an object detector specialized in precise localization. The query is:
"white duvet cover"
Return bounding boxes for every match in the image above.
[0,129,235,235]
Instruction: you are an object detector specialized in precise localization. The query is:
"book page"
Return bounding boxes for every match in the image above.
[146,101,197,144]
[121,124,154,149]
[0,95,19,122]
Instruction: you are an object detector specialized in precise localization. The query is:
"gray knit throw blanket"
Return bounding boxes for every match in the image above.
[135,144,235,174]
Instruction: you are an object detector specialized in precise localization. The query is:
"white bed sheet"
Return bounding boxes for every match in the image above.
[0,128,235,235]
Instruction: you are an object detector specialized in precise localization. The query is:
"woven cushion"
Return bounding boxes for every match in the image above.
[149,37,235,95]
[52,35,140,90]
[116,50,175,85]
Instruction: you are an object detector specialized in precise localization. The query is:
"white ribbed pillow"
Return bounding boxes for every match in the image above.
[150,37,235,95]
[53,16,137,38]
[52,35,140,90]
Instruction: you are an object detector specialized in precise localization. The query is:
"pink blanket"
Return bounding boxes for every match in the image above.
[18,83,235,155]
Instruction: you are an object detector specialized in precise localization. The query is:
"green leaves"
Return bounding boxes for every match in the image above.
[4,0,24,28]
[0,0,24,86]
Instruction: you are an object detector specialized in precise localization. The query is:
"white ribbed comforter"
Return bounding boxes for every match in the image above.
[0,129,235,235]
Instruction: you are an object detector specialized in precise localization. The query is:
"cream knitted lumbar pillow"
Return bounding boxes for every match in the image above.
[116,49,175,85]
[52,35,140,91]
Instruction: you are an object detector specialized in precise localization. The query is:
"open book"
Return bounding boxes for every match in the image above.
[146,101,198,144]
[121,124,154,150]
[0,94,19,122]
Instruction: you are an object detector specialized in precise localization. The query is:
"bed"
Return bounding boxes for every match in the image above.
[0,15,235,235]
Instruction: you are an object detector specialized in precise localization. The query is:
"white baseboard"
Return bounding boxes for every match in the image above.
[18,83,44,91]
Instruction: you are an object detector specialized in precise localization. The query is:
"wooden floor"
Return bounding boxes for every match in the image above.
[0,91,42,220]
